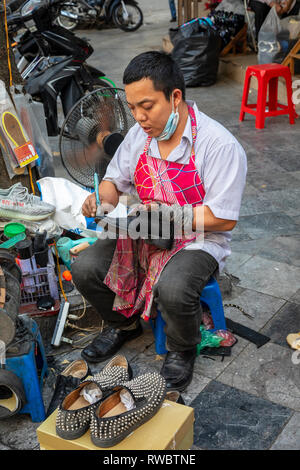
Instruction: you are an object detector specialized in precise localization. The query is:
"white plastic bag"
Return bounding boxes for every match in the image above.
[13,88,55,178]
[37,177,127,237]
[258,6,282,63]
[258,8,300,64]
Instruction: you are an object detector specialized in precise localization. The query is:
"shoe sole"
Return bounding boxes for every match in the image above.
[0,208,55,222]
[56,422,90,440]
[81,328,143,364]
[91,393,166,448]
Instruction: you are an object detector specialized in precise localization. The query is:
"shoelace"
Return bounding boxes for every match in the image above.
[11,185,37,206]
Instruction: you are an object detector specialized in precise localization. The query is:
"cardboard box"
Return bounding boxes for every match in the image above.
[36,400,194,450]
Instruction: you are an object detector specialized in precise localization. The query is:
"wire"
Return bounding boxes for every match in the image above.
[53,241,68,302]
[52,240,101,336]
[3,0,36,195]
[28,166,35,195]
[3,0,13,88]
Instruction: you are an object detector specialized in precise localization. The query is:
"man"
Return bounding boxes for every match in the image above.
[72,51,247,392]
[169,0,177,22]
[249,0,299,40]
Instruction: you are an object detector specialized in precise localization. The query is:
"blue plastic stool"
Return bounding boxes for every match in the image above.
[150,277,226,355]
[6,317,48,422]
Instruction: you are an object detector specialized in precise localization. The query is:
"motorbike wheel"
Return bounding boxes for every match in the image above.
[57,4,79,31]
[112,1,143,32]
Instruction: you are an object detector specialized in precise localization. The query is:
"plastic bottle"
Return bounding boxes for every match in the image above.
[15,239,38,294]
[47,264,59,300]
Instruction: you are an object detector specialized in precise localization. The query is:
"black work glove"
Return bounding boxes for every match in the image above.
[96,203,194,250]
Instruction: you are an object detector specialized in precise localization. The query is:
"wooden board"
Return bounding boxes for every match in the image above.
[282,38,300,76]
[178,0,202,26]
[220,24,248,57]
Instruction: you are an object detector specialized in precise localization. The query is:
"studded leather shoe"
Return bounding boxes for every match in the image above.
[90,372,166,448]
[56,379,103,440]
[56,354,133,440]
[81,323,143,363]
[160,348,197,392]
[46,359,91,418]
[92,354,133,385]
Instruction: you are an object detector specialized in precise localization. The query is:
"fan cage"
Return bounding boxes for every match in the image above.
[59,87,136,188]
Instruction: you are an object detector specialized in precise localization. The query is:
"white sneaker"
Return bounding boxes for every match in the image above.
[0,183,55,221]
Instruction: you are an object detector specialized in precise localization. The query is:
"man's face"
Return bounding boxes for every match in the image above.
[125,78,173,138]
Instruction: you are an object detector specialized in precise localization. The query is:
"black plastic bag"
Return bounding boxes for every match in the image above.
[171,19,222,87]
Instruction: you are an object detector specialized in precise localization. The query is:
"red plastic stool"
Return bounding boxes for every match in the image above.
[239,63,296,129]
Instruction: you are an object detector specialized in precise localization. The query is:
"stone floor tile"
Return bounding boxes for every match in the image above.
[223,251,253,273]
[230,223,253,242]
[181,372,211,406]
[222,287,286,332]
[193,336,249,380]
[0,443,13,450]
[290,289,300,305]
[293,171,300,181]
[262,189,300,217]
[218,342,300,411]
[0,415,40,450]
[265,148,300,173]
[256,236,300,267]
[233,255,300,299]
[229,238,273,259]
[237,213,299,240]
[261,302,300,349]
[190,380,292,450]
[119,323,155,362]
[246,169,300,192]
[239,193,281,217]
[241,183,260,197]
[270,412,300,450]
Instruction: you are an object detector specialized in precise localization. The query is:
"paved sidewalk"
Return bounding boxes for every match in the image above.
[1,0,300,450]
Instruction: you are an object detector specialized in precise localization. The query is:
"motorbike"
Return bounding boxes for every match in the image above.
[7,0,27,13]
[8,0,113,136]
[56,0,143,32]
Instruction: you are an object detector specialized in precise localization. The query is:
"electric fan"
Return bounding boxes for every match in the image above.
[59,88,136,188]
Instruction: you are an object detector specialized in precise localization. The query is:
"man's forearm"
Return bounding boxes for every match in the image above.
[193,205,237,232]
[98,180,121,209]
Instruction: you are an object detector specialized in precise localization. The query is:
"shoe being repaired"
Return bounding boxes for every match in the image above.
[71,51,247,393]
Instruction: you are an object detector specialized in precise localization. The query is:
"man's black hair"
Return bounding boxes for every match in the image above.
[123,51,186,101]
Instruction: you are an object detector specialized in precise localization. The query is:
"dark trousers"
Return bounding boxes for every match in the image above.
[72,238,218,352]
[169,0,176,19]
[249,0,271,39]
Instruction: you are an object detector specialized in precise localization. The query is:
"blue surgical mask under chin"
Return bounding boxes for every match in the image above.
[156,96,179,141]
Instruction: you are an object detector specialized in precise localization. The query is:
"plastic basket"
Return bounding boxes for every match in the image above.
[19,265,60,318]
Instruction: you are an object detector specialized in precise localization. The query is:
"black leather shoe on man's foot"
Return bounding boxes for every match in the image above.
[81,323,143,363]
[160,348,197,392]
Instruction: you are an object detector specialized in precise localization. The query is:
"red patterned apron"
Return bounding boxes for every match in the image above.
[103,105,206,321]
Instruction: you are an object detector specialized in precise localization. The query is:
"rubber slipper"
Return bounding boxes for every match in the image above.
[286,332,300,350]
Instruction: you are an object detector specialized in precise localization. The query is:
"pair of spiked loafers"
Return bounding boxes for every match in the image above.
[55,354,167,448]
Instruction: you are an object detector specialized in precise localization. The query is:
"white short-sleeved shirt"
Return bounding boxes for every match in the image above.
[103,100,247,272]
